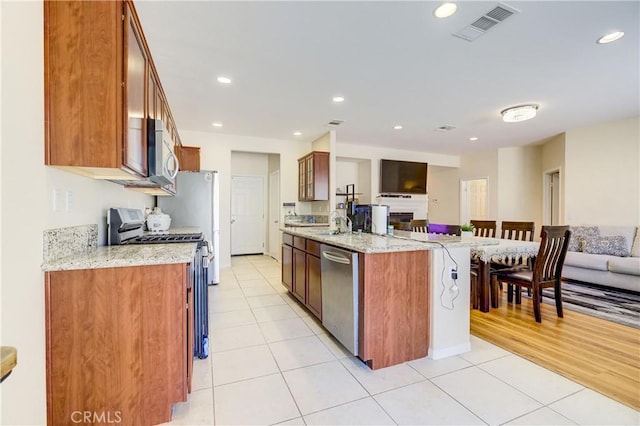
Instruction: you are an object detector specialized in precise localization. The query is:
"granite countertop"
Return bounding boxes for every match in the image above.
[42,243,199,272]
[284,222,329,227]
[283,227,499,254]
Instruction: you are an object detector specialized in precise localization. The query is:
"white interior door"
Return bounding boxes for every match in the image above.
[231,176,265,255]
[460,178,488,224]
[544,169,561,225]
[268,170,280,261]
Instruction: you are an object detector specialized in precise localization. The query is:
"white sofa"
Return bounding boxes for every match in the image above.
[562,225,640,293]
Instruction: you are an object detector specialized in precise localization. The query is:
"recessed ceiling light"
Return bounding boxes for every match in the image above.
[469,137,479,141]
[216,76,232,84]
[434,2,458,19]
[332,96,345,103]
[597,31,624,44]
[212,121,223,128]
[293,131,302,136]
[393,125,403,130]
[501,104,539,123]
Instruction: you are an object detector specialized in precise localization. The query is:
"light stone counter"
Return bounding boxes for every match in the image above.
[282,227,498,253]
[42,243,198,272]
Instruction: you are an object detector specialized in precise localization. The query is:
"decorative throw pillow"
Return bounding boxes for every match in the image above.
[568,226,599,252]
[583,236,629,257]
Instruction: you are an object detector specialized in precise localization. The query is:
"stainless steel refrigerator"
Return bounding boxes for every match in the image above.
[159,170,220,285]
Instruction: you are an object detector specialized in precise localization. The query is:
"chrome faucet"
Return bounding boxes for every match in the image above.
[330,211,351,234]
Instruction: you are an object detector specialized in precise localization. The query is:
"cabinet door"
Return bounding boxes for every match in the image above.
[298,159,306,201]
[306,254,322,319]
[281,244,293,292]
[123,3,148,176]
[311,152,329,201]
[177,146,201,172]
[186,264,194,393]
[148,72,160,120]
[306,155,314,200]
[292,248,306,303]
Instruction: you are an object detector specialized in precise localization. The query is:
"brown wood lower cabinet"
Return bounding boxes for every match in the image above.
[292,247,307,303]
[45,263,193,426]
[281,243,293,292]
[282,233,322,320]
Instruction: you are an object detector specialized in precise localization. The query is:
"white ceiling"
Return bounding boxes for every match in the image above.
[135,1,639,155]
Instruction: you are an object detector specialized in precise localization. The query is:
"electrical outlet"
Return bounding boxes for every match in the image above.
[450,267,458,280]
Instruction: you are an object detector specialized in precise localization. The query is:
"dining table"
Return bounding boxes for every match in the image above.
[471,239,540,312]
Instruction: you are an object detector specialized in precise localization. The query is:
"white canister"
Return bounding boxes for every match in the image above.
[371,205,389,235]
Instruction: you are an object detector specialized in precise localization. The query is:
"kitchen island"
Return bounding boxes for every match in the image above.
[282,227,498,368]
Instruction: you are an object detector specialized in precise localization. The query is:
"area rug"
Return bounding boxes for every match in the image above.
[537,281,640,329]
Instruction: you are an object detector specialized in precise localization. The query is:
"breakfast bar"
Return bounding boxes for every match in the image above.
[282,227,498,368]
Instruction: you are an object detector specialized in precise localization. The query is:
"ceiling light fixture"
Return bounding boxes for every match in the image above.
[212,121,223,128]
[501,104,539,123]
[597,31,624,44]
[332,96,345,103]
[469,137,479,141]
[293,131,302,136]
[216,76,232,84]
[434,2,458,18]
[393,125,403,130]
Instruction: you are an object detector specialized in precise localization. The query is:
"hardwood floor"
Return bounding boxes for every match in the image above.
[470,291,640,411]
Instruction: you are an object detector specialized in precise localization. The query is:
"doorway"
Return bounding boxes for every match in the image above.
[231,175,265,255]
[544,169,561,225]
[268,170,280,261]
[460,178,488,224]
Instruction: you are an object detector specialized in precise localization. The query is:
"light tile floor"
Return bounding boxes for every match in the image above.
[163,255,640,426]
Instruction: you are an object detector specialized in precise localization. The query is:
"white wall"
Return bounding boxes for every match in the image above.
[565,116,640,226]
[1,2,152,423]
[426,150,501,225]
[427,165,460,223]
[497,145,543,231]
[179,129,312,268]
[337,142,460,199]
[541,134,566,225]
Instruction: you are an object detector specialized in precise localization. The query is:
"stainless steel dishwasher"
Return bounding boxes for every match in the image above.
[320,244,359,355]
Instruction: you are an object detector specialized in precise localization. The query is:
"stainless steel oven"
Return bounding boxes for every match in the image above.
[108,207,210,358]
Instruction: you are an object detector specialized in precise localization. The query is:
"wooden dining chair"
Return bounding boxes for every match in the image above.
[491,220,537,304]
[428,223,461,236]
[471,220,496,237]
[491,226,571,322]
[410,219,428,233]
[501,221,535,241]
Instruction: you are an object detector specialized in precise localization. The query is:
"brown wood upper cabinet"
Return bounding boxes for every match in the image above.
[175,145,201,172]
[298,151,329,201]
[44,1,179,181]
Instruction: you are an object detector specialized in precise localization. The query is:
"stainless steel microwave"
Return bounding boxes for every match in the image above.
[147,119,179,186]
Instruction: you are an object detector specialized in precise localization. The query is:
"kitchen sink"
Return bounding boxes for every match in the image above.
[309,230,340,236]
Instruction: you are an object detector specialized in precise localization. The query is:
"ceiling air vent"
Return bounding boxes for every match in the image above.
[328,120,344,126]
[453,2,519,42]
[435,125,456,132]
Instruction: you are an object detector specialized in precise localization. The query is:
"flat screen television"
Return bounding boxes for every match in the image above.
[380,159,428,194]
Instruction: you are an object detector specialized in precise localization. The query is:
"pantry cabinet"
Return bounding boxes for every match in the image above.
[298,151,329,201]
[44,1,181,184]
[45,263,193,426]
